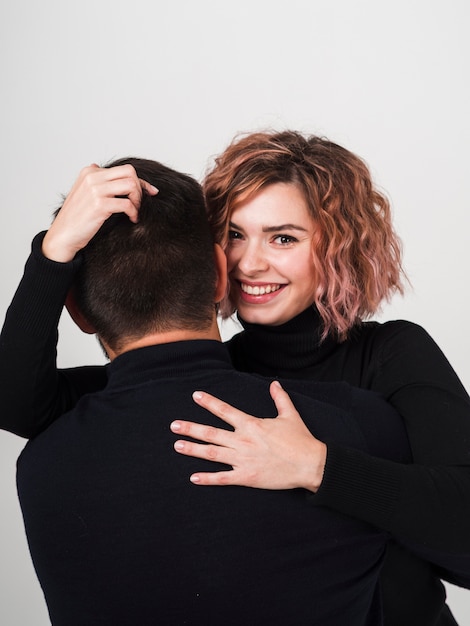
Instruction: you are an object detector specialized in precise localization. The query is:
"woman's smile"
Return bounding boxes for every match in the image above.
[239,280,285,299]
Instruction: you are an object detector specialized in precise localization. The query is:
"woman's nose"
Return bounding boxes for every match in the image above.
[237,243,269,275]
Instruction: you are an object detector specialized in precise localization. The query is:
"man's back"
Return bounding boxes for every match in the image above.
[17,340,409,626]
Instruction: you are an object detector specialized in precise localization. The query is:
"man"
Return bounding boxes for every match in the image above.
[16,158,410,625]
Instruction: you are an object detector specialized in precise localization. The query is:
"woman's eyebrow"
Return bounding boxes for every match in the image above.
[262,224,308,233]
[229,220,308,233]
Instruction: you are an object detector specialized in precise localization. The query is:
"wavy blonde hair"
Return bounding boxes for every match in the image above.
[203,130,406,340]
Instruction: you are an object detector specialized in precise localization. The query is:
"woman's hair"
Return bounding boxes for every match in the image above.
[203,130,406,340]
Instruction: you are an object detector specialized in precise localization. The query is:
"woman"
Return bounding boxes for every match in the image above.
[1,134,469,625]
[171,132,470,626]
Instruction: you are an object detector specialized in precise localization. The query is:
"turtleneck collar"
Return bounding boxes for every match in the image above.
[107,339,233,389]
[226,306,340,377]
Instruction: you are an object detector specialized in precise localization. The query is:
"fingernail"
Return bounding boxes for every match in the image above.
[273,380,282,388]
[193,391,203,401]
[150,185,159,193]
[170,421,181,431]
[174,441,184,451]
[190,475,200,484]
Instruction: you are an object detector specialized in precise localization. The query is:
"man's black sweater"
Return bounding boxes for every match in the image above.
[17,340,410,625]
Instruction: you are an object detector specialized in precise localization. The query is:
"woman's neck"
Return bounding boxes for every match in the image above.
[227,307,339,377]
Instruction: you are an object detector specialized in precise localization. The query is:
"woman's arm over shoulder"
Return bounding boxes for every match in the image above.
[369,319,470,463]
[316,443,470,553]
[315,384,470,580]
[315,320,470,558]
[0,233,107,438]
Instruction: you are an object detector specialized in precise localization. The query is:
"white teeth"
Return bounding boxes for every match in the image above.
[241,283,281,296]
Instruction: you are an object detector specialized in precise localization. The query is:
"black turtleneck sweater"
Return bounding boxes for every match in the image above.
[227,308,470,549]
[17,340,408,625]
[227,310,470,626]
[2,232,470,626]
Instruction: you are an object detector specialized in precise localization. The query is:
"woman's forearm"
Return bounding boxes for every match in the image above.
[0,233,106,437]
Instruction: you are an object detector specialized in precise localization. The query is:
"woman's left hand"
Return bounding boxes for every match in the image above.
[170,381,327,492]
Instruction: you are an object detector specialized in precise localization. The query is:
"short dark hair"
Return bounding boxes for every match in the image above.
[73,158,217,352]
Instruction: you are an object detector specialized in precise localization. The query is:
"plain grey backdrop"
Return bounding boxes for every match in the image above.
[1,1,469,623]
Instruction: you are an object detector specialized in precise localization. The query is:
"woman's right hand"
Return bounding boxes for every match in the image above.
[42,164,158,262]
[171,381,327,492]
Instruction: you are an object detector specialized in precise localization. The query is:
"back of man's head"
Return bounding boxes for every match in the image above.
[73,158,217,353]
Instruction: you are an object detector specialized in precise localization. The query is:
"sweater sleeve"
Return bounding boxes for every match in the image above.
[314,321,470,560]
[0,232,108,438]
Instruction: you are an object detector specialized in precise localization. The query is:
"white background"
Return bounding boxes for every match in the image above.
[0,1,469,623]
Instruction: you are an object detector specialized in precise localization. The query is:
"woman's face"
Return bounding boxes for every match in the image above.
[226,182,317,326]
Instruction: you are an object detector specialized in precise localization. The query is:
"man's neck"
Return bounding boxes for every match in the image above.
[105,318,222,361]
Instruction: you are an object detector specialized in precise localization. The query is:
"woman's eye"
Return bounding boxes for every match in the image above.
[228,230,243,241]
[273,234,297,245]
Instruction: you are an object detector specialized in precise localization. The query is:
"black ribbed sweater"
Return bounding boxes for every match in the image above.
[17,340,409,625]
[2,232,470,625]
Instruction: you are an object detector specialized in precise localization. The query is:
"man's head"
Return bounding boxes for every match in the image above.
[69,157,225,355]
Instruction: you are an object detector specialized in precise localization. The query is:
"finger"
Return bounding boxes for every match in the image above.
[126,178,145,212]
[84,164,140,200]
[190,471,237,486]
[78,166,156,210]
[77,164,101,179]
[170,420,233,446]
[192,391,247,428]
[98,177,143,208]
[173,439,234,465]
[140,179,159,195]
[269,381,299,418]
[100,197,140,223]
[84,179,141,222]
[75,196,139,224]
[68,167,130,201]
[78,163,136,183]
[110,178,158,220]
[99,163,138,182]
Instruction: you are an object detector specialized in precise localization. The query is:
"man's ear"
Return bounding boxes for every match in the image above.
[65,289,96,335]
[213,244,228,304]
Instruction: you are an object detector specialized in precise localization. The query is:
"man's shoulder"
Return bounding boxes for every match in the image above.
[273,376,409,462]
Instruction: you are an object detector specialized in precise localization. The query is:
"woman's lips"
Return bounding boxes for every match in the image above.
[241,282,282,296]
[236,281,286,303]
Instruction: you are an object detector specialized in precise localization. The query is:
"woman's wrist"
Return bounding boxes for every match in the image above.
[301,441,327,493]
[42,230,78,263]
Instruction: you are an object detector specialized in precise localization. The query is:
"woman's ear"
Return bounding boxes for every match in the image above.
[65,289,96,335]
[213,244,228,304]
